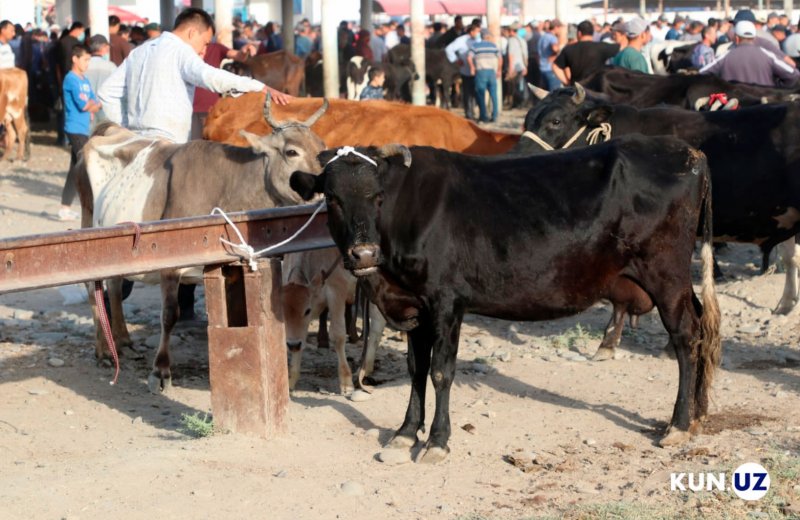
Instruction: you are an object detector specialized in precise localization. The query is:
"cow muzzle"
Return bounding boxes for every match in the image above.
[349,245,380,275]
[287,340,303,353]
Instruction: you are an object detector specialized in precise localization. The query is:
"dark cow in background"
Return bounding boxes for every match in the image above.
[389,44,460,109]
[223,50,305,96]
[519,86,800,359]
[578,66,795,109]
[291,136,720,462]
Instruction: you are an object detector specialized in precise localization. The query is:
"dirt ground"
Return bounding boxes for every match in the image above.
[1,118,800,520]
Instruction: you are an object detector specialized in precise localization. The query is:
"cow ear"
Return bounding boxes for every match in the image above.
[585,104,613,126]
[317,149,337,168]
[290,171,326,201]
[240,130,269,154]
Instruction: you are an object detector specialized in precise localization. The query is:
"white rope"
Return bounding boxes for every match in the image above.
[211,201,326,271]
[523,123,612,150]
[325,146,377,167]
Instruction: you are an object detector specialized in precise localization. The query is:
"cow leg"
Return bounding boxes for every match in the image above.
[148,270,180,394]
[14,114,27,162]
[655,290,701,447]
[107,277,142,359]
[288,348,303,391]
[385,313,433,450]
[774,237,800,315]
[345,299,359,343]
[594,305,627,361]
[362,303,385,377]
[317,308,330,348]
[415,304,463,464]
[328,296,353,395]
[2,117,16,161]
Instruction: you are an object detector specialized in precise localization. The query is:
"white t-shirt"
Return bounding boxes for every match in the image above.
[0,42,16,69]
[650,25,670,43]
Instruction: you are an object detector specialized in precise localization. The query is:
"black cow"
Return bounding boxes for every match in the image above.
[578,66,796,109]
[291,138,721,462]
[389,44,460,109]
[518,86,800,358]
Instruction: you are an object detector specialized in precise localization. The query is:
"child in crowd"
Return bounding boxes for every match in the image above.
[359,68,385,101]
[59,44,101,221]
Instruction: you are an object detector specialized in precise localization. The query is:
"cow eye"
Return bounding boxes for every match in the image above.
[552,119,561,126]
[304,308,311,316]
[286,149,299,157]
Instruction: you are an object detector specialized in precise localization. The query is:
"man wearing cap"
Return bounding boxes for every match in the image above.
[108,15,130,66]
[770,24,788,46]
[554,21,619,85]
[700,21,799,87]
[651,15,670,43]
[783,21,800,60]
[717,10,795,67]
[665,16,684,40]
[611,17,650,73]
[146,23,162,40]
[538,19,564,91]
[98,8,291,145]
[679,21,704,42]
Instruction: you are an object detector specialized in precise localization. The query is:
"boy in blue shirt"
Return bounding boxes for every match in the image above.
[359,68,385,101]
[59,44,100,221]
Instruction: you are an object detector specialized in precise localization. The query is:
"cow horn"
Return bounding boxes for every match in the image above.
[694,97,710,111]
[529,83,549,100]
[378,143,412,168]
[263,93,279,129]
[303,98,329,127]
[572,83,586,104]
[761,96,770,105]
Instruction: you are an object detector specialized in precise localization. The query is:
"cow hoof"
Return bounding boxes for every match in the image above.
[340,384,355,396]
[414,444,449,464]
[148,373,172,395]
[120,344,145,360]
[96,357,113,369]
[592,347,616,361]
[384,435,416,450]
[659,429,692,447]
[773,301,797,315]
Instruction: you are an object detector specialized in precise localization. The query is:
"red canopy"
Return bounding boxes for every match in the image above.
[108,6,146,23]
[373,0,487,16]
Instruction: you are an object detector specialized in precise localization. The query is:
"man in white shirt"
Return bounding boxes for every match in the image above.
[0,20,17,69]
[98,8,290,144]
[650,14,670,43]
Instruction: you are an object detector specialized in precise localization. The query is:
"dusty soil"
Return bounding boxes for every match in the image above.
[1,122,800,520]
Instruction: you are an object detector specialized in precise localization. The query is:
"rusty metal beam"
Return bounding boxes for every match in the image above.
[0,204,333,295]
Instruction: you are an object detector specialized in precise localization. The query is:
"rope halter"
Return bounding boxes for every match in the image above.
[325,146,377,167]
[522,122,612,151]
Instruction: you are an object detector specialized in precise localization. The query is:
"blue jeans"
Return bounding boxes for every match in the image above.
[541,70,563,92]
[474,69,498,122]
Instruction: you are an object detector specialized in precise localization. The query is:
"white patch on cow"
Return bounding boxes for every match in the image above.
[347,56,370,100]
[773,207,800,230]
[90,139,157,229]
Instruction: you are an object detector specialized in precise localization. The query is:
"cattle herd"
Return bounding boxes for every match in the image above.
[10,58,796,465]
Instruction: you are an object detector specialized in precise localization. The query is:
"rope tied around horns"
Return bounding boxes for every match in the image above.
[522,122,613,151]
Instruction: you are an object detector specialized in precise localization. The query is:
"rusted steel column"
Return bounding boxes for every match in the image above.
[411,0,426,106]
[204,258,290,439]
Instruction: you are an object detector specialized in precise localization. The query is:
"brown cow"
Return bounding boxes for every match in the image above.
[223,50,305,97]
[0,69,29,162]
[204,94,520,155]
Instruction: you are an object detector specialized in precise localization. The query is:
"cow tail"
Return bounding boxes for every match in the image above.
[699,162,722,394]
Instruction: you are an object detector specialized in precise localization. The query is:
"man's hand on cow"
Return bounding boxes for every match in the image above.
[264,86,292,105]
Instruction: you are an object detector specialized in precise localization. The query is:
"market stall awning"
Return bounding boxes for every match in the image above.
[109,6,146,23]
[373,1,448,15]
[442,1,486,15]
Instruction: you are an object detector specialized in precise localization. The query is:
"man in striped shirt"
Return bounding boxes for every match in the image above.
[468,29,503,123]
[700,21,799,87]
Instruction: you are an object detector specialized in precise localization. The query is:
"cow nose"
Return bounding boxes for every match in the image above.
[351,245,379,267]
[287,341,303,353]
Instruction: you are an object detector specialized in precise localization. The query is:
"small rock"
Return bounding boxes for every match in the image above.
[350,389,371,402]
[748,512,768,518]
[28,389,47,395]
[740,325,761,334]
[341,481,364,496]
[13,309,35,321]
[685,498,700,509]
[43,309,66,320]
[471,363,490,374]
[774,390,789,399]
[575,486,600,495]
[47,358,65,368]
[540,356,552,362]
[492,350,511,362]
[378,450,411,465]
[571,355,587,362]
[483,411,497,419]
[462,423,476,434]
[64,410,74,416]
[745,428,767,436]
[439,505,454,512]
[477,337,494,349]
[365,428,380,438]
[275,470,287,478]
[30,332,68,345]
[730,499,745,508]
[584,438,597,446]
[132,416,143,425]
